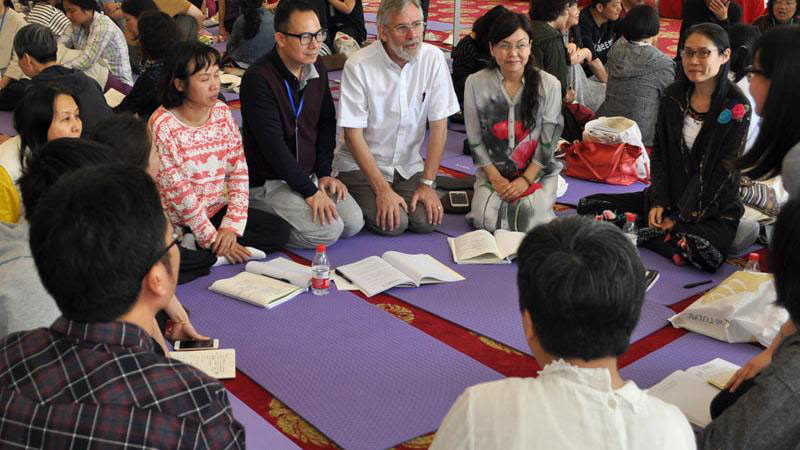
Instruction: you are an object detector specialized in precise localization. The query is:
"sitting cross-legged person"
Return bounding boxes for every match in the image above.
[0,163,245,447]
[241,0,364,249]
[150,41,291,263]
[430,216,695,449]
[334,0,460,236]
[578,24,750,272]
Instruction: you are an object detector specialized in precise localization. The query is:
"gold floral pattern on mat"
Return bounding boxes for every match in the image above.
[398,433,435,449]
[469,332,525,356]
[376,303,415,324]
[269,398,333,447]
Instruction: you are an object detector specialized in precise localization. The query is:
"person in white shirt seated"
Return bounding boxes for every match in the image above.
[333,0,459,236]
[430,216,696,450]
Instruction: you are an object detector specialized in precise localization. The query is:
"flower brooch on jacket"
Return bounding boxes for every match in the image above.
[717,103,749,124]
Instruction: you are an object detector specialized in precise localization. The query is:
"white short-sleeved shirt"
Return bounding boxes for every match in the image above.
[333,41,460,181]
[430,360,697,450]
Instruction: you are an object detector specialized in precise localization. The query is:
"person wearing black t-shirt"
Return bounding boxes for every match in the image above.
[578,0,621,78]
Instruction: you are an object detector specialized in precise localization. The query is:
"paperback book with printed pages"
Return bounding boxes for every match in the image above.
[209,271,305,309]
[648,358,739,428]
[169,349,236,379]
[447,229,526,264]
[335,252,465,298]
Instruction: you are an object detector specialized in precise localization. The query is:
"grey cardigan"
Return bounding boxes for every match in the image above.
[700,331,800,449]
[596,38,675,147]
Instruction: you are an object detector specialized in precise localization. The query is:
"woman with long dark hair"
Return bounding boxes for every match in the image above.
[464,11,563,232]
[578,23,751,272]
[225,0,276,67]
[737,25,800,198]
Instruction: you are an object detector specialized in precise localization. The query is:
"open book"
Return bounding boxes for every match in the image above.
[209,271,305,309]
[169,349,236,379]
[648,358,739,428]
[336,252,465,297]
[447,229,526,264]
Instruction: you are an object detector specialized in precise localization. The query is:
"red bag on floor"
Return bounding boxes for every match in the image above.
[564,141,648,186]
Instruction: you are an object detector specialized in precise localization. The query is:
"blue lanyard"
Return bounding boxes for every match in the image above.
[283,79,304,120]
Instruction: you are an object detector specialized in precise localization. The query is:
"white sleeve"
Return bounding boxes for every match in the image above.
[337,58,370,129]
[426,48,461,122]
[429,390,474,450]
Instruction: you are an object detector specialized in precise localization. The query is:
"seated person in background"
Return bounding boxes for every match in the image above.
[334,0,459,236]
[678,0,742,56]
[700,199,800,449]
[578,24,750,272]
[0,0,28,90]
[123,0,204,33]
[242,0,363,249]
[578,0,622,80]
[116,11,179,118]
[464,12,563,233]
[452,4,507,109]
[617,0,647,18]
[753,0,798,32]
[175,11,199,40]
[226,0,276,68]
[327,0,368,47]
[151,41,291,263]
[727,24,760,152]
[217,0,241,39]
[564,0,606,111]
[597,5,675,147]
[0,163,245,447]
[121,0,158,45]
[14,24,112,132]
[26,0,72,38]
[60,0,133,86]
[430,216,695,449]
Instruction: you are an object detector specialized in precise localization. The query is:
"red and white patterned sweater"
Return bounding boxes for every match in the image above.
[150,102,249,249]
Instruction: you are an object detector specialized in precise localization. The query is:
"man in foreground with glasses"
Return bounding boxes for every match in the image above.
[242,0,364,249]
[0,160,244,447]
[333,0,459,235]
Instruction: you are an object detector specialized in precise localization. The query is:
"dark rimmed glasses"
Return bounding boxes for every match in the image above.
[281,28,328,46]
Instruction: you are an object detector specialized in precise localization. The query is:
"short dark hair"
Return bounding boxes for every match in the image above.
[29,164,170,323]
[621,5,660,41]
[89,114,151,170]
[137,11,180,61]
[529,0,570,22]
[13,24,58,63]
[174,13,199,41]
[274,0,319,33]
[472,4,507,51]
[772,199,800,323]
[591,0,612,9]
[14,84,81,160]
[516,216,646,360]
[160,40,221,109]
[18,138,115,222]
[120,0,158,17]
[63,0,100,12]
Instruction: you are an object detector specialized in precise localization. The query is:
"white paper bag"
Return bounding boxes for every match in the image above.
[669,271,788,347]
[583,116,650,180]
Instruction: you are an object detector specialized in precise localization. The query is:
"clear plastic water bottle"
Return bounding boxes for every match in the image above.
[311,244,330,296]
[622,212,638,247]
[744,252,760,272]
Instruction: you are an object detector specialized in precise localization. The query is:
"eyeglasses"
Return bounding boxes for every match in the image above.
[281,28,328,46]
[151,228,180,269]
[745,65,768,81]
[680,48,714,59]
[390,21,425,34]
[494,40,531,52]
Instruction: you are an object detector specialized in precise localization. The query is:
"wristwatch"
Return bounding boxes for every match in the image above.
[419,177,437,189]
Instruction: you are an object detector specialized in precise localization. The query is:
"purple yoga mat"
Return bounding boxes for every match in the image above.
[436,214,474,237]
[0,111,16,136]
[641,248,738,306]
[222,90,239,102]
[295,231,674,354]
[230,109,242,128]
[620,332,762,388]
[557,175,648,206]
[228,393,301,450]
[440,154,476,175]
[421,128,466,159]
[175,262,503,450]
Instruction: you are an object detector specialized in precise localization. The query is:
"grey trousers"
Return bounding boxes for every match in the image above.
[249,176,364,249]
[337,170,436,236]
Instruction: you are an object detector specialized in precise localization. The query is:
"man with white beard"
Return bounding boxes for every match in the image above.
[333,0,459,236]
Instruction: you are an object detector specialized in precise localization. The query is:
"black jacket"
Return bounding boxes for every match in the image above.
[34,65,112,134]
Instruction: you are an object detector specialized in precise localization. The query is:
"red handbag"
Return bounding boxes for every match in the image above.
[564,141,649,186]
